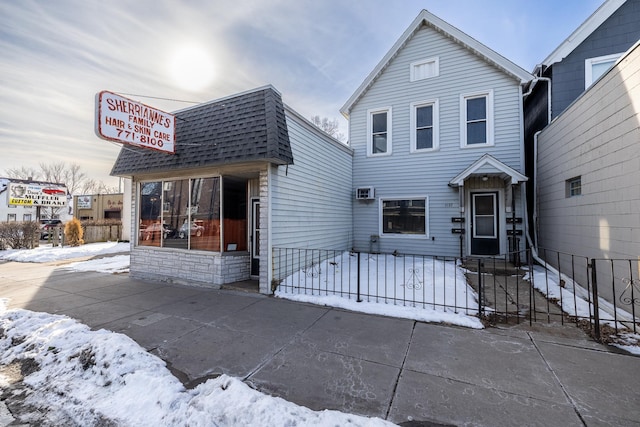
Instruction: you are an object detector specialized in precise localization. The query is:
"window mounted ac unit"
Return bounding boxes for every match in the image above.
[356,187,375,200]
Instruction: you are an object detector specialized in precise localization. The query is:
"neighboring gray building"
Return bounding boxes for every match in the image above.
[111,86,353,294]
[340,10,531,257]
[524,0,640,236]
[536,40,640,259]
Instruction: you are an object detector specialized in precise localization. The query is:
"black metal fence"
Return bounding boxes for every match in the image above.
[272,248,477,315]
[535,248,639,340]
[272,247,640,342]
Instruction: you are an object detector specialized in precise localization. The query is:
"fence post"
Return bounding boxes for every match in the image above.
[477,258,483,316]
[357,252,362,302]
[528,249,533,326]
[590,259,601,342]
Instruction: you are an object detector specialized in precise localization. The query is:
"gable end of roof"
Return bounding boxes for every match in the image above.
[340,9,533,117]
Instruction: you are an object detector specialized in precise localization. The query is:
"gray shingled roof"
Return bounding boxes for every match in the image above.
[110,86,293,176]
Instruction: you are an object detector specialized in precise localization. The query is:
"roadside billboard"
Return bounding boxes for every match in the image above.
[8,183,67,206]
[95,91,175,154]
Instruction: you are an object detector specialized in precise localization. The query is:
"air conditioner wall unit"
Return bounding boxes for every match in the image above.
[356,186,375,200]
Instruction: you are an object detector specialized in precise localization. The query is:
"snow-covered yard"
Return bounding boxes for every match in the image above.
[275,251,483,329]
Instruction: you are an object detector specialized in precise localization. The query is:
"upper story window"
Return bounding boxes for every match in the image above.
[410,57,439,82]
[367,107,392,156]
[410,100,439,152]
[585,53,622,88]
[461,90,493,148]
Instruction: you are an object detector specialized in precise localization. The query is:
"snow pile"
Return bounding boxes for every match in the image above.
[0,301,395,426]
[613,332,640,355]
[0,241,129,263]
[64,255,130,274]
[275,251,483,329]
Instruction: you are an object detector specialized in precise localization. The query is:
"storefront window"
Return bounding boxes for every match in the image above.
[190,177,221,251]
[162,179,189,250]
[139,181,162,247]
[137,177,222,251]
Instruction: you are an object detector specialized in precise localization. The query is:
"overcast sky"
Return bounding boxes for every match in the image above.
[0,0,604,187]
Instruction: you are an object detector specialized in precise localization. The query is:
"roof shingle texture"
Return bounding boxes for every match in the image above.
[111,87,293,176]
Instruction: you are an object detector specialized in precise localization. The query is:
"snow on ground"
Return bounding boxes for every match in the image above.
[0,242,130,274]
[0,300,394,426]
[0,241,129,263]
[275,251,484,329]
[64,255,130,274]
[525,265,640,356]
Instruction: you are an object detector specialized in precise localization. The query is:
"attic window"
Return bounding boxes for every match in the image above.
[410,57,439,82]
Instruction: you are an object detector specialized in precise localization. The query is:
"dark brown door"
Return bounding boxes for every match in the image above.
[471,192,499,255]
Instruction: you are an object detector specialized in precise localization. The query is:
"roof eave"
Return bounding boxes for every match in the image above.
[540,0,626,68]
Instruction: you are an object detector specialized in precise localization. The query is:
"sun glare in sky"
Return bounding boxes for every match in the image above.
[168,44,216,91]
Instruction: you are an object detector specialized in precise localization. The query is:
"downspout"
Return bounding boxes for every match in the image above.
[522,64,552,123]
[532,131,542,251]
[524,131,543,266]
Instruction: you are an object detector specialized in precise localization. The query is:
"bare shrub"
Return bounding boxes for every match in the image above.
[64,218,84,246]
[0,222,39,250]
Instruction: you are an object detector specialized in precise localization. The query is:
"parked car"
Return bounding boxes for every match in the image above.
[40,219,63,239]
[178,220,204,238]
[141,223,175,240]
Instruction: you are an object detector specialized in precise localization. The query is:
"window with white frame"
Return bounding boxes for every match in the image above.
[410,100,439,152]
[380,197,428,236]
[461,91,493,147]
[7,214,16,222]
[410,57,439,82]
[585,53,622,88]
[566,176,582,197]
[367,107,392,156]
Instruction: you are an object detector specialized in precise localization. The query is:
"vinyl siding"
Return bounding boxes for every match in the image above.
[537,41,640,259]
[270,109,353,251]
[349,23,526,256]
[551,0,640,118]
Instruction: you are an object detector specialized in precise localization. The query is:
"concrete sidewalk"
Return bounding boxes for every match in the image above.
[1,259,638,426]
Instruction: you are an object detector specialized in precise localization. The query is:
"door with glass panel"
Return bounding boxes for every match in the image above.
[470,192,499,255]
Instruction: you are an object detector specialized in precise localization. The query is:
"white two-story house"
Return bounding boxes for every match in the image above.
[341,10,533,258]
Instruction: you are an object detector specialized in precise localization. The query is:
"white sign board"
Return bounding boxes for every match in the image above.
[76,195,92,209]
[95,91,175,154]
[8,183,67,206]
